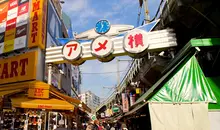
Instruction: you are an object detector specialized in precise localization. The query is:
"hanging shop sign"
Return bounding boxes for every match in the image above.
[0,51,38,85]
[0,0,29,54]
[122,93,129,113]
[91,115,97,121]
[28,82,50,99]
[28,0,48,50]
[101,113,105,118]
[105,108,113,117]
[112,104,121,113]
[46,20,177,65]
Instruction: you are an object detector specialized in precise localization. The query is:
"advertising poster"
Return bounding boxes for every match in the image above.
[122,93,129,112]
[0,0,29,54]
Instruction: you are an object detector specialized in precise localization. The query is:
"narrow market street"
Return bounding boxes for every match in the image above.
[0,0,220,130]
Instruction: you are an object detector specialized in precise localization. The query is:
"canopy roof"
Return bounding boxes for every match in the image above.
[207,77,220,109]
[149,56,217,103]
[11,96,74,110]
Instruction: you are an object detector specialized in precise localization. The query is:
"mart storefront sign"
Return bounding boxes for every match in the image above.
[0,51,38,85]
[28,0,48,50]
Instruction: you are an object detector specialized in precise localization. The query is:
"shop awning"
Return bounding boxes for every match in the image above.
[50,86,91,113]
[149,56,216,103]
[132,38,220,107]
[0,89,25,97]
[11,96,74,110]
[207,77,220,110]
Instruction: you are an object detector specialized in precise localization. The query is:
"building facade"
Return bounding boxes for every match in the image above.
[0,0,91,129]
[61,11,82,97]
[80,91,101,113]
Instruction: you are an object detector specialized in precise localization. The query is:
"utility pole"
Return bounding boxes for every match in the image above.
[116,58,120,87]
[143,0,150,23]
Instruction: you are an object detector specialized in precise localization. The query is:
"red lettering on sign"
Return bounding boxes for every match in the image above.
[66,44,78,56]
[33,12,39,21]
[128,35,134,48]
[1,63,9,79]
[20,58,28,76]
[95,40,108,52]
[38,105,52,109]
[32,22,38,32]
[33,1,40,12]
[31,32,37,43]
[34,88,44,97]
[128,33,144,48]
[0,58,30,80]
[134,34,144,47]
[10,61,18,78]
[30,1,40,45]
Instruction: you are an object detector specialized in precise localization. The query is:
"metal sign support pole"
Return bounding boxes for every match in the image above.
[48,63,53,85]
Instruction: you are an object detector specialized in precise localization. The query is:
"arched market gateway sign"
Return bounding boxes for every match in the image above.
[46,20,177,65]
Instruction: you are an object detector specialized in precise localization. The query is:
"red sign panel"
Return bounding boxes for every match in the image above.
[6,17,16,30]
[8,0,18,10]
[18,2,28,16]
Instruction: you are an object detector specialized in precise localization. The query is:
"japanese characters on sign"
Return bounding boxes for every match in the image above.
[62,29,150,62]
[122,93,129,113]
[91,36,113,58]
[62,41,82,61]
[123,29,149,55]
[58,20,177,64]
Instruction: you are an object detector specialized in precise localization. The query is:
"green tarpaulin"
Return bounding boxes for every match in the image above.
[149,56,217,103]
[207,77,220,109]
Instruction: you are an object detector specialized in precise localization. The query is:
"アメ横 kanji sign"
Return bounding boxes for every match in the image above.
[48,25,177,65]
[91,36,113,58]
[62,41,82,60]
[123,29,148,54]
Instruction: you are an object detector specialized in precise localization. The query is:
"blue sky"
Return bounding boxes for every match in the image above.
[62,0,160,100]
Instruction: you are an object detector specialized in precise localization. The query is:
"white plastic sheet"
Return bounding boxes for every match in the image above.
[149,103,210,130]
[208,111,220,130]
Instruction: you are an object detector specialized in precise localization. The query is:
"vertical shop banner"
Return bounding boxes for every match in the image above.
[28,0,47,50]
[122,93,129,112]
[0,51,38,85]
[0,0,30,54]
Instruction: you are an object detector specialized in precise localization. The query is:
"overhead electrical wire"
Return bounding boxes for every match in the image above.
[81,70,127,75]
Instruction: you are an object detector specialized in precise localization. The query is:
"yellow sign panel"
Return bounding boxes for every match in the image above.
[28,81,50,99]
[4,40,14,53]
[28,0,48,50]
[0,51,38,85]
[28,88,49,99]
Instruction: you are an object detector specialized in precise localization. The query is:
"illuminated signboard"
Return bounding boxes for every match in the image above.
[0,0,29,54]
[0,50,38,84]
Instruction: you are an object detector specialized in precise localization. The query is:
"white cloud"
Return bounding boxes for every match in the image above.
[112,0,138,11]
[62,0,88,13]
[62,0,98,28]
